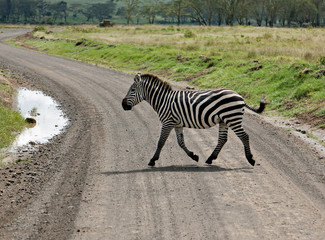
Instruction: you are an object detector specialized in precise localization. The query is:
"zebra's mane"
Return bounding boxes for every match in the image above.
[141,74,172,91]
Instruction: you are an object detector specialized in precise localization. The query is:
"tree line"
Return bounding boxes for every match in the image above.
[0,0,324,27]
[0,0,116,24]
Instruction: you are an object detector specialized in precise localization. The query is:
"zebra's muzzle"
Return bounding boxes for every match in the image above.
[122,98,132,111]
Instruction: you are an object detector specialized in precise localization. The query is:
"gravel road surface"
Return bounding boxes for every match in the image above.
[0,28,324,240]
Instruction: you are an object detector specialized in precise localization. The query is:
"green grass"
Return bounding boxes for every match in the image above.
[0,71,26,150]
[0,105,26,149]
[17,25,325,127]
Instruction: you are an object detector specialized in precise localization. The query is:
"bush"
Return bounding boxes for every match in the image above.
[319,56,325,65]
[290,22,299,28]
[167,25,175,32]
[263,33,272,39]
[302,22,312,28]
[184,30,196,38]
[34,26,47,32]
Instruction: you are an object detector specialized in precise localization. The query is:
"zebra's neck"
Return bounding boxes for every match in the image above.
[142,76,174,113]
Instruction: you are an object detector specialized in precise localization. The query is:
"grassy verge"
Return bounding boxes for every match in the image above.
[0,72,26,150]
[0,105,26,148]
[14,25,325,128]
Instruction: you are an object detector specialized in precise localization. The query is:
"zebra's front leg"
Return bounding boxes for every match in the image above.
[206,123,228,164]
[175,127,199,162]
[148,123,174,167]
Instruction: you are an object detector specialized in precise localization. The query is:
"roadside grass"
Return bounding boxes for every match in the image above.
[19,25,325,127]
[0,105,26,149]
[0,72,26,150]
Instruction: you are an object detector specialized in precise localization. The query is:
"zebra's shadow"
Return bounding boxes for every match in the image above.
[101,164,252,176]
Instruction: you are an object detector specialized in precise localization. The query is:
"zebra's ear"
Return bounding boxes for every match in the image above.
[134,72,141,83]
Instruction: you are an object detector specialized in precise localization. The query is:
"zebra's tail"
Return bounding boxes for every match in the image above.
[245,99,267,114]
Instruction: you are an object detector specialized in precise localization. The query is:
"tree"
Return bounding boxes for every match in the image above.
[235,0,250,25]
[0,0,9,22]
[141,0,162,24]
[88,1,116,22]
[166,0,188,25]
[36,0,49,23]
[50,1,68,23]
[250,0,265,26]
[311,0,325,25]
[221,0,238,26]
[69,3,84,21]
[278,0,295,26]
[20,0,37,22]
[117,0,141,24]
[264,0,282,27]
[186,0,220,25]
[295,0,317,25]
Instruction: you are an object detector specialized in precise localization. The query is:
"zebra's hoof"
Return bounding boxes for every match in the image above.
[148,160,155,167]
[248,159,255,166]
[189,153,199,162]
[205,158,213,165]
[193,155,199,162]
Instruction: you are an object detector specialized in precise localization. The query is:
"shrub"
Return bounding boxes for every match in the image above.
[184,30,196,38]
[34,26,47,32]
[302,22,312,28]
[263,33,272,39]
[319,56,325,65]
[290,22,299,28]
[167,25,175,32]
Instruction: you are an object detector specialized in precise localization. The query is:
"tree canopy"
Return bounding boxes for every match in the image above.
[0,0,324,27]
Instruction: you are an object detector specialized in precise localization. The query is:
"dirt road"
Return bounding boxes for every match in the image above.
[0,28,324,240]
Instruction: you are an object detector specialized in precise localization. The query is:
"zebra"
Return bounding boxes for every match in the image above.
[122,73,266,167]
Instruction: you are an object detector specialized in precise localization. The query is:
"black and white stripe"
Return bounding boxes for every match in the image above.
[122,73,266,167]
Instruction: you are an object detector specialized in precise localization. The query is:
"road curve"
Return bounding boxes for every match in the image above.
[0,29,324,240]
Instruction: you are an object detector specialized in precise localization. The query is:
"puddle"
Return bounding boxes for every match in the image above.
[11,88,68,150]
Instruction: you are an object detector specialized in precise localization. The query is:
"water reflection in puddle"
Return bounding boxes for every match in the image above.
[12,88,68,149]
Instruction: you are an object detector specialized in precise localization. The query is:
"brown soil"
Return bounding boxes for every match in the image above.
[296,104,325,128]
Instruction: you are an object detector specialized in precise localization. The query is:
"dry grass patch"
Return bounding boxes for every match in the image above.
[38,25,325,63]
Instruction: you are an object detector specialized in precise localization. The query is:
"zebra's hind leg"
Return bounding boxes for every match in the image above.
[175,127,199,162]
[232,127,255,166]
[205,123,228,164]
[148,123,173,167]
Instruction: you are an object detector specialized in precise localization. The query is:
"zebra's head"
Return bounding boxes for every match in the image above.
[122,73,145,111]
